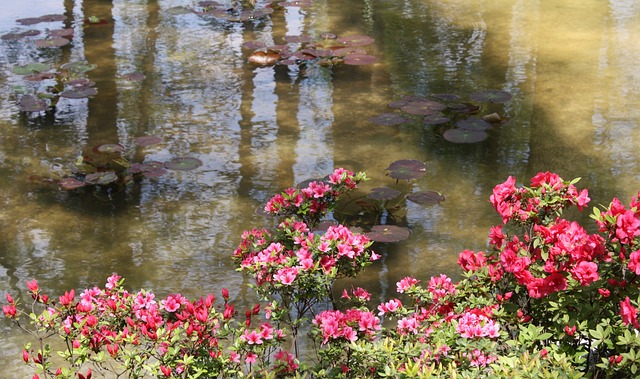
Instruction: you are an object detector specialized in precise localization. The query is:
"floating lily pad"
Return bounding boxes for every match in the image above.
[422,114,450,125]
[38,14,67,23]
[448,102,481,114]
[59,177,86,190]
[2,30,41,40]
[67,78,95,88]
[406,190,445,205]
[163,157,203,171]
[442,128,488,143]
[401,99,447,115]
[167,5,194,15]
[470,89,512,104]
[386,159,426,180]
[93,144,124,154]
[133,136,161,147]
[84,171,118,185]
[60,87,97,99]
[369,113,408,126]
[121,71,145,81]
[343,53,377,65]
[365,225,411,243]
[25,72,56,81]
[248,51,281,66]
[242,40,266,50]
[19,95,47,112]
[455,117,493,131]
[12,63,51,75]
[35,37,70,48]
[368,187,401,201]
[129,162,167,177]
[16,17,42,26]
[337,35,375,47]
[61,61,97,73]
[49,28,73,38]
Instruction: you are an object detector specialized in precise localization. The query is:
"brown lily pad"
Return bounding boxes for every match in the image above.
[19,95,47,112]
[406,191,445,205]
[422,114,451,125]
[365,225,411,243]
[2,30,41,40]
[455,117,493,131]
[59,177,86,190]
[129,162,167,177]
[60,87,97,99]
[163,157,203,171]
[35,37,70,48]
[401,99,447,115]
[343,53,377,65]
[49,28,74,38]
[386,160,426,181]
[242,40,266,50]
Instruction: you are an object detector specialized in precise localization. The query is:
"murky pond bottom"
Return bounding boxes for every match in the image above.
[1,0,639,374]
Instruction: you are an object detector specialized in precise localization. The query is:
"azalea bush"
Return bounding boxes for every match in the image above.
[5,168,640,378]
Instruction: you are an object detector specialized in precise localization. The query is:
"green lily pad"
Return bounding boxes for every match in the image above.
[61,61,97,73]
[35,37,70,48]
[442,128,488,143]
[406,190,445,205]
[386,159,426,180]
[92,144,125,154]
[369,113,408,126]
[84,171,118,185]
[59,177,86,190]
[365,225,411,243]
[455,117,493,131]
[19,95,47,112]
[12,63,51,75]
[368,187,401,201]
[163,157,203,171]
[470,89,512,104]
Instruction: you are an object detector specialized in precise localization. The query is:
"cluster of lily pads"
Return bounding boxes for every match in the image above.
[244,33,377,67]
[370,90,513,143]
[58,136,203,191]
[168,0,314,22]
[1,13,72,47]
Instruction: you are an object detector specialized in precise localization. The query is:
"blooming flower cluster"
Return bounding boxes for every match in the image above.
[313,309,381,345]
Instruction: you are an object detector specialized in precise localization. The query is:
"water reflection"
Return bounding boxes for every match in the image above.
[1,0,640,373]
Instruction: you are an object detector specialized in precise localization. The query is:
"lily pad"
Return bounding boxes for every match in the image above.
[35,37,70,48]
[133,136,161,147]
[25,72,56,81]
[121,71,145,81]
[92,144,124,154]
[442,128,488,143]
[406,190,445,205]
[16,17,42,26]
[386,159,426,180]
[84,171,118,185]
[12,63,51,75]
[368,187,401,201]
[59,177,86,190]
[61,61,97,73]
[470,89,512,104]
[163,157,203,171]
[60,87,97,99]
[129,162,167,177]
[422,114,450,125]
[455,117,493,131]
[49,28,73,38]
[401,99,447,115]
[67,78,95,88]
[448,102,481,114]
[19,95,47,112]
[369,113,408,126]
[365,225,411,243]
[38,14,67,23]
[337,35,375,47]
[242,40,266,50]
[343,53,377,65]
[2,30,41,40]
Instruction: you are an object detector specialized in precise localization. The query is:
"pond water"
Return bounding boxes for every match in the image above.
[1,0,639,374]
